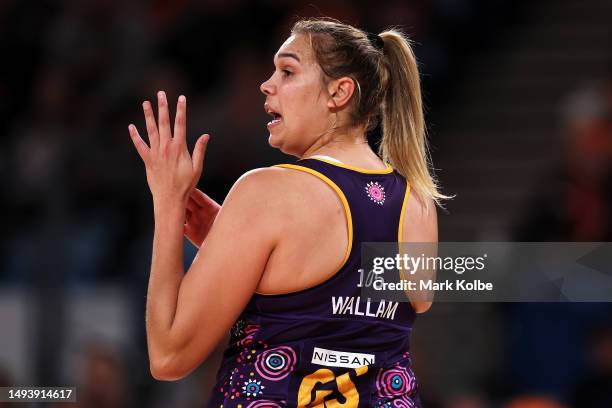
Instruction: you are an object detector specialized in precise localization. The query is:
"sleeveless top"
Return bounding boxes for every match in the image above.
[208,157,421,408]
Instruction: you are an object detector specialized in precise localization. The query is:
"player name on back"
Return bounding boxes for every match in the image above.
[331,296,398,320]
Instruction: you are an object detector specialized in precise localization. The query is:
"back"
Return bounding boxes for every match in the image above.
[208,157,421,407]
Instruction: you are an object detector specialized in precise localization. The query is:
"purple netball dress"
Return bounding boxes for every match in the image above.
[208,157,421,408]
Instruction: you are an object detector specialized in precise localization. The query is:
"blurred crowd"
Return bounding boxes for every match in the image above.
[0,0,611,407]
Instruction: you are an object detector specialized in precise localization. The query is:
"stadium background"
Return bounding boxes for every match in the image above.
[0,1,611,407]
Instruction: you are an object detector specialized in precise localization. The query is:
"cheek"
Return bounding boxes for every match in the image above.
[296,103,329,139]
[284,86,326,129]
[274,79,329,152]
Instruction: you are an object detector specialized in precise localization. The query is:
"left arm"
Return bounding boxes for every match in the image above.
[401,192,438,314]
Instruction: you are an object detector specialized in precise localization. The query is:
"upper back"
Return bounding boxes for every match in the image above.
[248,157,415,335]
[256,157,409,296]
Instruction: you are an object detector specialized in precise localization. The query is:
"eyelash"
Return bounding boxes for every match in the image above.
[281,69,292,77]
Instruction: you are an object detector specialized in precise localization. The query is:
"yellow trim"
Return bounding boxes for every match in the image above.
[255,164,353,295]
[302,156,394,174]
[398,180,411,242]
[398,181,411,281]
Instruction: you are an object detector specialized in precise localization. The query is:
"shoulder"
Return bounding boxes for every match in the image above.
[226,165,307,198]
[225,165,347,231]
[401,186,438,314]
[208,167,293,243]
[223,167,285,210]
[231,164,340,195]
[402,186,438,242]
[405,186,437,221]
[222,165,318,217]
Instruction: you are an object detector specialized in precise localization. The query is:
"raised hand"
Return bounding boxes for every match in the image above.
[128,91,210,210]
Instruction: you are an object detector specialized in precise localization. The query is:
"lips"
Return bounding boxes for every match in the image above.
[264,103,283,129]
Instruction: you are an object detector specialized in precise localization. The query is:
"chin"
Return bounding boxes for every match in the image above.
[268,133,282,149]
[269,136,298,156]
[268,128,302,156]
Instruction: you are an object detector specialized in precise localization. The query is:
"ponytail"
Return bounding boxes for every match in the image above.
[290,18,449,207]
[379,30,450,207]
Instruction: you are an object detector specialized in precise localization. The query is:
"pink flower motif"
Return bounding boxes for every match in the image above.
[366,181,386,205]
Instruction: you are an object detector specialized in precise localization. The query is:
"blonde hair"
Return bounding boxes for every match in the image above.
[291,18,451,206]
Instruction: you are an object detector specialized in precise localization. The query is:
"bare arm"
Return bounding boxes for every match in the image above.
[147,169,280,380]
[128,91,281,380]
[401,192,438,314]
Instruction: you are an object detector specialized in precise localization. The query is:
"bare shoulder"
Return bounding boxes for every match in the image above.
[402,187,438,242]
[238,164,339,195]
[223,167,291,208]
[230,165,310,192]
[233,165,347,235]
[402,188,438,314]
[228,166,287,194]
[222,166,329,219]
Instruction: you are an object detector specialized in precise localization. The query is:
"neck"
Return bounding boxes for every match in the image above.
[301,125,371,159]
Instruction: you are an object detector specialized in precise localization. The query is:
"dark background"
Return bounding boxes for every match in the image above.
[0,1,611,407]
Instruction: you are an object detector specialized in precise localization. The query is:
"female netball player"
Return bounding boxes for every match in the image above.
[128,17,443,407]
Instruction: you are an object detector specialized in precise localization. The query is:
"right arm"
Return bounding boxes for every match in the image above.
[147,168,284,381]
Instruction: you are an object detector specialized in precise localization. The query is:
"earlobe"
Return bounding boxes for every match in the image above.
[326,90,339,109]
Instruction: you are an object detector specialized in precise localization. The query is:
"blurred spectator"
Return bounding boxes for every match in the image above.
[515,76,612,241]
[570,326,612,408]
[0,366,14,408]
[443,392,489,408]
[506,74,612,404]
[74,343,130,408]
[504,395,567,408]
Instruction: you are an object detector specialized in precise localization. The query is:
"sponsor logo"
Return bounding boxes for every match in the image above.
[311,347,375,368]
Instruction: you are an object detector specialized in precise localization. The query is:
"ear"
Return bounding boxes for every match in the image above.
[326,77,356,110]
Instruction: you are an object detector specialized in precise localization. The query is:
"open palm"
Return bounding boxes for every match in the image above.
[128,91,209,207]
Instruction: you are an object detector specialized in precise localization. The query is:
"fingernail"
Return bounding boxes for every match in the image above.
[128,124,134,131]
[179,95,186,103]
[158,90,165,99]
[142,101,148,109]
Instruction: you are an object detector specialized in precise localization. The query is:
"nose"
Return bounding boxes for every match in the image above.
[260,76,274,96]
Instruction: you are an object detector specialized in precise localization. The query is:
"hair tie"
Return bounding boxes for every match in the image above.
[366,31,384,51]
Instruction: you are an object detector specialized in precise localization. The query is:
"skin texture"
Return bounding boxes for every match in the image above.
[128,33,437,381]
